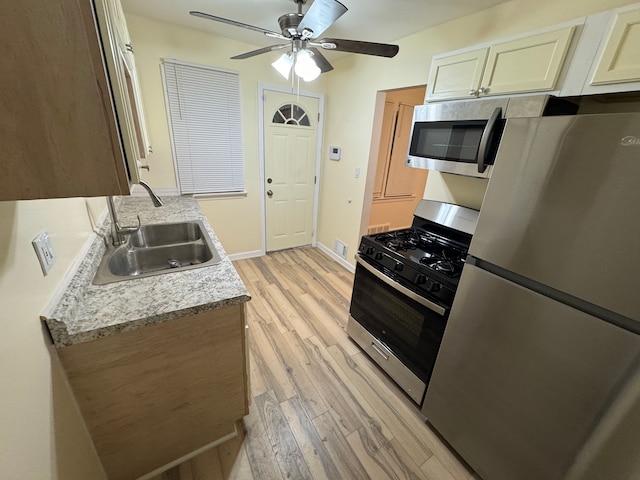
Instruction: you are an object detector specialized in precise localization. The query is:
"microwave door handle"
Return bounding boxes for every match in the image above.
[355,255,447,316]
[477,107,502,174]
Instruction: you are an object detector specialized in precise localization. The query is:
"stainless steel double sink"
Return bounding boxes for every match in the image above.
[93,221,222,285]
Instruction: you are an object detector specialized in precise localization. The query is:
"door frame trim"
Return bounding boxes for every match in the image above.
[258,83,325,254]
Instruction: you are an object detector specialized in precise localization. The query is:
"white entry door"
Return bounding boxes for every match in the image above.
[263,90,320,252]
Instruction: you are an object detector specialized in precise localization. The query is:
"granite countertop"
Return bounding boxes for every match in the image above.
[42,195,251,348]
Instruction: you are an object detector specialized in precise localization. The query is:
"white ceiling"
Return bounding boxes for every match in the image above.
[122,0,512,54]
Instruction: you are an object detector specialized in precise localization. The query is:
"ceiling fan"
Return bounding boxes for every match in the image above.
[190,0,399,81]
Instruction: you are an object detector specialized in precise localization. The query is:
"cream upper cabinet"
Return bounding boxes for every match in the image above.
[95,0,152,182]
[481,27,574,96]
[426,49,489,101]
[426,26,575,101]
[591,8,640,85]
[104,0,151,161]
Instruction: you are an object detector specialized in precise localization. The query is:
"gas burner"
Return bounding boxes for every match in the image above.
[375,229,421,252]
[418,233,438,245]
[419,253,436,263]
[367,225,468,281]
[386,239,404,251]
[434,261,455,274]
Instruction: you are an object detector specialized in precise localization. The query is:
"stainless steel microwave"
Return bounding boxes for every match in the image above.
[406,95,578,179]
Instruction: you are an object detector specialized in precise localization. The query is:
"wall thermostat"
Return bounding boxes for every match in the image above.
[329,146,341,160]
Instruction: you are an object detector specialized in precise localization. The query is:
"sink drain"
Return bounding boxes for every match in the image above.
[168,259,183,268]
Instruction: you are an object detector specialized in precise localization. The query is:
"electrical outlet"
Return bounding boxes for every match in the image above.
[32,231,57,275]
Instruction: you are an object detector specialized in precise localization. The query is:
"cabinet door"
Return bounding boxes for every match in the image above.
[384,103,422,197]
[373,101,397,199]
[0,0,130,200]
[59,305,249,480]
[95,0,151,185]
[479,26,574,96]
[104,0,131,53]
[104,0,150,160]
[121,50,152,159]
[426,48,488,101]
[591,8,640,85]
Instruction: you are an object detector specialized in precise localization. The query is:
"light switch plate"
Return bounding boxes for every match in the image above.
[32,231,56,275]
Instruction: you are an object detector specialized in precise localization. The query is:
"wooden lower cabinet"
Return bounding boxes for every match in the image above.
[58,303,249,480]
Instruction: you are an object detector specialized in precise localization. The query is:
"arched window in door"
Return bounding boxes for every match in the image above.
[272,103,311,126]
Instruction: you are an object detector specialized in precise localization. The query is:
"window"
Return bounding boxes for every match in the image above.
[162,60,245,195]
[272,103,311,126]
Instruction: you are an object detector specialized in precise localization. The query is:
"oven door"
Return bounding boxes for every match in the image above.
[348,256,448,405]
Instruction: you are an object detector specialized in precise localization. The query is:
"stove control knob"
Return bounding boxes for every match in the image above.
[429,282,441,293]
[375,252,384,260]
[394,262,403,272]
[365,246,375,256]
[415,274,427,285]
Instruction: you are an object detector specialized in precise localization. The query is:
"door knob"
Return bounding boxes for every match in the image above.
[267,190,273,197]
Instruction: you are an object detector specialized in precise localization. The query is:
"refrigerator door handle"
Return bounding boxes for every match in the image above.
[477,107,502,174]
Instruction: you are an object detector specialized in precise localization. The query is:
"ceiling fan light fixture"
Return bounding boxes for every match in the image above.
[294,49,321,82]
[272,52,293,79]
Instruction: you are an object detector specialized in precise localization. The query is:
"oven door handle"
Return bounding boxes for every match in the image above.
[477,106,502,174]
[355,255,447,316]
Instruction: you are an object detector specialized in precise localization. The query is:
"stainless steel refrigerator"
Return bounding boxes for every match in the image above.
[422,111,640,480]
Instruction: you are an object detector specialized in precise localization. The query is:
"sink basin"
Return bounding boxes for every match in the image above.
[127,221,203,247]
[107,243,214,277]
[93,220,222,284]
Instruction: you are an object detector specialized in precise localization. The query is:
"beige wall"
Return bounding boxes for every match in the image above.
[0,198,106,480]
[317,0,639,265]
[126,0,637,264]
[125,14,327,255]
[2,1,639,478]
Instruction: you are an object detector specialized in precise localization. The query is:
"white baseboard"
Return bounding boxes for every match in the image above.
[316,242,356,273]
[226,245,355,273]
[227,250,263,261]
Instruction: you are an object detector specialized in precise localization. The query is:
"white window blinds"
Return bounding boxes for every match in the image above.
[162,60,245,195]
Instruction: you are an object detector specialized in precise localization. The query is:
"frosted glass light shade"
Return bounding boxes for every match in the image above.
[272,53,293,79]
[294,49,321,82]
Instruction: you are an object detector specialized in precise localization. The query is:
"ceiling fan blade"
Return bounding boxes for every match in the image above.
[309,48,333,73]
[318,38,399,58]
[231,44,290,60]
[190,11,288,40]
[297,0,347,39]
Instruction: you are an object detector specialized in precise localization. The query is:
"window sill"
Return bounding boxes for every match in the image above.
[193,191,248,200]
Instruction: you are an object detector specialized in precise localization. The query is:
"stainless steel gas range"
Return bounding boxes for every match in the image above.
[347,200,478,406]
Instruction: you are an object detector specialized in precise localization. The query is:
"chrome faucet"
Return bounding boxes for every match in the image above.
[107,181,164,246]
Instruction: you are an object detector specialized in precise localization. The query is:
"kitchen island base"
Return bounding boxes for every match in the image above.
[57,303,248,480]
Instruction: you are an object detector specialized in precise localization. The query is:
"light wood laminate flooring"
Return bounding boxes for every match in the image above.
[153,247,477,480]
